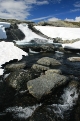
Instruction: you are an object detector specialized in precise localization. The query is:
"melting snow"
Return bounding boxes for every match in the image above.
[15,24,53,45]
[0,41,27,75]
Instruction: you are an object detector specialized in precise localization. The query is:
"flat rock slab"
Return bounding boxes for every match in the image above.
[37,57,61,66]
[45,69,62,75]
[27,73,68,99]
[31,64,49,71]
[5,61,27,72]
[67,57,80,62]
[5,69,40,91]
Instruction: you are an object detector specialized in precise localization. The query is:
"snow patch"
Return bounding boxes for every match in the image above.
[35,26,80,40]
[62,40,80,49]
[0,41,27,75]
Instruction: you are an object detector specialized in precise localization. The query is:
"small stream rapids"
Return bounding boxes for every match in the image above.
[49,86,79,120]
[0,51,80,121]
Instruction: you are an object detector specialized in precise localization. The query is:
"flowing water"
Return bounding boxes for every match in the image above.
[0,50,80,121]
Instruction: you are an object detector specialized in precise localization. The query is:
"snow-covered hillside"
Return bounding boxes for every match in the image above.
[35,26,80,40]
[34,26,80,49]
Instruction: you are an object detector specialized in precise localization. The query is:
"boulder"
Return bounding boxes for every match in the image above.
[5,61,27,72]
[16,44,55,53]
[5,69,40,91]
[67,57,80,62]
[45,69,62,75]
[31,64,49,71]
[29,80,80,121]
[37,57,61,67]
[27,73,68,99]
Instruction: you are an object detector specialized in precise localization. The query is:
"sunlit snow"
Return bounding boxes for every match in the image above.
[15,24,53,45]
[0,41,27,75]
[35,26,80,40]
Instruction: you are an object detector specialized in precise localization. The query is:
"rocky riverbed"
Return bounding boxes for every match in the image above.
[0,48,80,121]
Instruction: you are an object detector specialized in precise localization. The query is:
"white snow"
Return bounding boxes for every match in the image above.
[62,41,80,49]
[0,41,27,75]
[35,26,80,40]
[15,24,53,45]
[0,22,10,39]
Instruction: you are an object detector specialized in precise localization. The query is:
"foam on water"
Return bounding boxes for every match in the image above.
[49,86,79,119]
[6,104,41,119]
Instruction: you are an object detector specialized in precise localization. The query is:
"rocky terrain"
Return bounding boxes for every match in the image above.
[0,18,80,121]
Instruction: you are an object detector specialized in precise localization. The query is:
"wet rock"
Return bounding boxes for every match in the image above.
[64,80,80,121]
[67,57,80,62]
[16,44,55,53]
[5,61,27,72]
[31,64,49,71]
[5,69,40,91]
[71,80,80,121]
[6,29,25,41]
[29,105,56,121]
[75,95,80,121]
[27,73,68,99]
[29,80,80,121]
[0,81,16,111]
[45,69,62,75]
[37,57,61,67]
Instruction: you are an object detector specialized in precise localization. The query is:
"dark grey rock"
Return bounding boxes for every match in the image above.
[4,23,25,41]
[31,64,49,71]
[5,69,40,91]
[67,57,80,62]
[0,81,16,111]
[29,105,56,121]
[29,80,80,121]
[27,73,68,99]
[5,61,27,72]
[45,69,62,75]
[16,43,55,53]
[37,57,61,67]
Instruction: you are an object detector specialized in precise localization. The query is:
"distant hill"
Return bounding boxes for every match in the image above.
[0,18,34,24]
[35,20,80,28]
